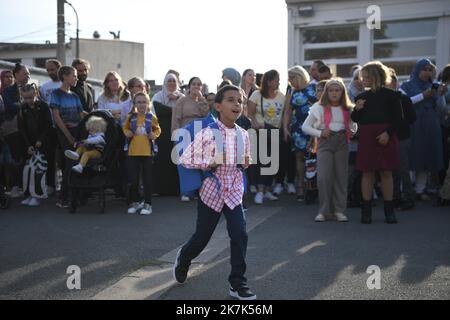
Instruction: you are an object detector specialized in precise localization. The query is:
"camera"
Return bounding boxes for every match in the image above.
[431,82,440,90]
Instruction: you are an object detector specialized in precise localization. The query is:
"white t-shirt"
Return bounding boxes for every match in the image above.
[40,80,62,103]
[249,90,285,128]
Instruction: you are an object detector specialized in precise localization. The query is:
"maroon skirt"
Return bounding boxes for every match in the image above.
[356,124,400,172]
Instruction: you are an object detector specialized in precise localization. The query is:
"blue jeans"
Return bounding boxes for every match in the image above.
[178,199,248,289]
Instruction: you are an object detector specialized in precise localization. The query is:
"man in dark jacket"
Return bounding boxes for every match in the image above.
[71,59,95,113]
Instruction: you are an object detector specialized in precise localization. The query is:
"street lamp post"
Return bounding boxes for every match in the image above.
[65,0,79,59]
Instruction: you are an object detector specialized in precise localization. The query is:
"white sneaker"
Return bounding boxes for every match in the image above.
[28,197,40,207]
[140,203,152,215]
[249,185,258,194]
[264,191,279,201]
[10,186,23,198]
[287,183,296,195]
[64,150,80,160]
[71,164,83,173]
[315,213,326,222]
[21,196,32,205]
[335,212,348,222]
[254,192,264,204]
[127,202,143,214]
[181,195,190,202]
[273,183,283,196]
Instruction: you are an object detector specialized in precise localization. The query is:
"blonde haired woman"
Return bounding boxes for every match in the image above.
[283,65,317,201]
[302,78,354,222]
[97,71,131,121]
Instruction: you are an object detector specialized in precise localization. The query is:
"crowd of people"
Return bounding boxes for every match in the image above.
[0,57,449,222]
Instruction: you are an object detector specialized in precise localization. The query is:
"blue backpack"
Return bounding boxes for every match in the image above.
[125,112,158,156]
[174,113,246,195]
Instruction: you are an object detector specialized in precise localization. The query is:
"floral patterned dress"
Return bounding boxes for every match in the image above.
[289,85,317,151]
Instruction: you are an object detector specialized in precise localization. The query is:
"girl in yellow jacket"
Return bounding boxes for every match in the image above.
[123,92,161,215]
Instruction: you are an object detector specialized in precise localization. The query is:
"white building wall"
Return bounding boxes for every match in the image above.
[287,0,450,73]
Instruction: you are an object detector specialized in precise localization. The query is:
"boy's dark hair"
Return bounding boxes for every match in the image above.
[20,83,38,94]
[318,65,331,74]
[218,79,232,90]
[215,85,240,104]
[58,66,76,82]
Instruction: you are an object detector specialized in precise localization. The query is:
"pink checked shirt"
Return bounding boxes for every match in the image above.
[180,120,251,213]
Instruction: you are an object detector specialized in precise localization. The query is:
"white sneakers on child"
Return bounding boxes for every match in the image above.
[315,213,326,222]
[21,196,40,206]
[273,183,296,195]
[273,183,283,196]
[180,196,191,202]
[72,164,83,173]
[334,212,348,222]
[127,202,152,215]
[128,202,143,214]
[254,191,279,204]
[254,192,264,204]
[64,150,80,161]
[315,213,348,222]
[140,203,152,215]
[287,183,296,195]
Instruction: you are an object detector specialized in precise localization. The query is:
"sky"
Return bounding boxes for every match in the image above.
[0,0,288,89]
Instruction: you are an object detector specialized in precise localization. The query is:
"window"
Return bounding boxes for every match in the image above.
[305,47,357,60]
[34,57,56,69]
[303,25,359,43]
[374,19,437,40]
[301,25,359,80]
[3,58,21,64]
[372,19,437,76]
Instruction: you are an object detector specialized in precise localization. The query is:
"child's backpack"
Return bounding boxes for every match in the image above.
[125,112,158,157]
[174,113,246,196]
[22,151,48,199]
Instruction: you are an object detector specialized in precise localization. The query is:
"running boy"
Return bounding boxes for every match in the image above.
[173,85,255,300]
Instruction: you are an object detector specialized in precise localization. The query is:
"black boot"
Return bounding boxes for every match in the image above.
[361,200,372,224]
[384,200,397,224]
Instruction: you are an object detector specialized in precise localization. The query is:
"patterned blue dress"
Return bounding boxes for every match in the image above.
[289,85,317,151]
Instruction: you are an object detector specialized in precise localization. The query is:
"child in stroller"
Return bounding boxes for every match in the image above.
[304,137,318,205]
[65,116,107,174]
[67,110,121,213]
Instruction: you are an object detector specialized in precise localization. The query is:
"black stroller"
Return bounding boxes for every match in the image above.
[68,110,122,213]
